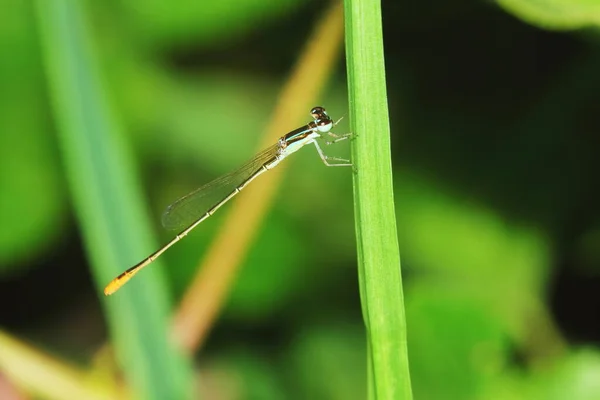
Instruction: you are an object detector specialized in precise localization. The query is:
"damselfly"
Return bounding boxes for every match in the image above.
[104,106,351,295]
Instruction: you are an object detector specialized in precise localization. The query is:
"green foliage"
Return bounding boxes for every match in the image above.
[0,0,65,270]
[115,0,303,47]
[288,323,367,400]
[498,0,600,30]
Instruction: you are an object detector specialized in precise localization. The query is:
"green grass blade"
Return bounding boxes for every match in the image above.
[344,0,413,398]
[35,1,195,399]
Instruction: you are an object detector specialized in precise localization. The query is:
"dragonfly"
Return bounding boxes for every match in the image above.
[104,106,352,295]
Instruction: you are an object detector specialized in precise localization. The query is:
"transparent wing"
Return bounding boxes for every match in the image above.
[161,143,281,230]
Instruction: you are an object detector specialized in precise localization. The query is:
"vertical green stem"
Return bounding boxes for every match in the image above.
[35,1,195,398]
[344,0,413,398]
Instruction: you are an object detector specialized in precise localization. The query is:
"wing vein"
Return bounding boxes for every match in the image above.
[161,142,281,230]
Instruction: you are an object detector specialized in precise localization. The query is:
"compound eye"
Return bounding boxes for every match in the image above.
[311,106,326,119]
[316,119,333,133]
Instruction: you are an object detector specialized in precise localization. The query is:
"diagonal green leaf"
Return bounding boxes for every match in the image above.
[34,1,195,399]
[344,0,413,398]
[498,0,600,30]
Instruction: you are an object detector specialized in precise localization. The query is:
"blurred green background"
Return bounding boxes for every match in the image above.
[2,0,600,399]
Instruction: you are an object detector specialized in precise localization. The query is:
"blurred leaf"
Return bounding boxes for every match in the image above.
[396,171,550,296]
[498,0,600,30]
[526,348,600,399]
[288,323,366,400]
[137,72,279,173]
[478,371,529,400]
[0,0,65,270]
[406,279,511,400]
[476,350,600,400]
[200,349,287,400]
[113,0,304,48]
[34,1,195,399]
[226,215,308,319]
[396,171,555,360]
[0,330,116,400]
